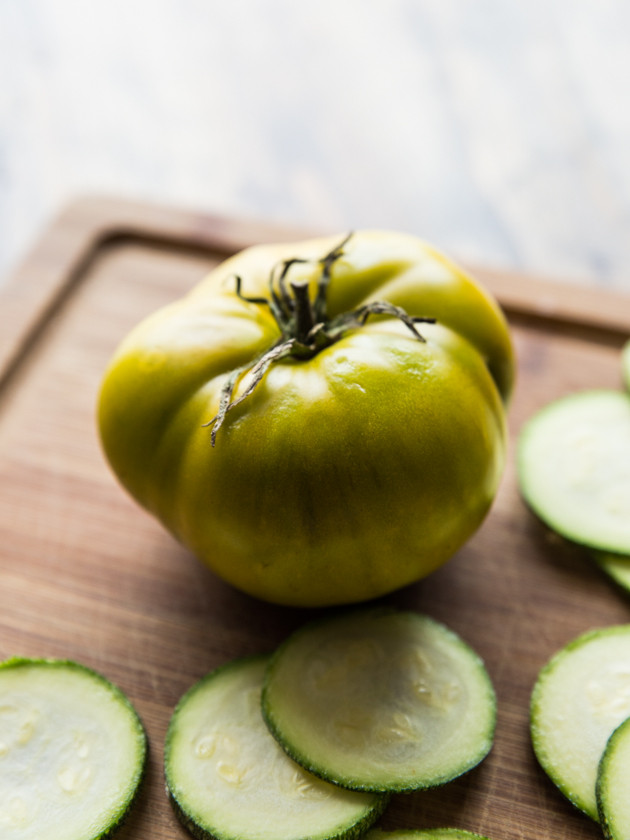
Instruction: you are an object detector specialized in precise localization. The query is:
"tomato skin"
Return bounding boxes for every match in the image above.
[98,231,514,607]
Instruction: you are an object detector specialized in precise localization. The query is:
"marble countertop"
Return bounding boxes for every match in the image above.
[1,1,630,292]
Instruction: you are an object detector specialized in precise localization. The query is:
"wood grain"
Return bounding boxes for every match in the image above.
[1,198,629,839]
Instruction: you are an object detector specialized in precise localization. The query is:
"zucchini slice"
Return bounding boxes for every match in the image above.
[365,830,491,839]
[0,657,146,840]
[517,389,630,555]
[530,626,630,820]
[597,715,630,839]
[261,608,496,792]
[164,655,387,840]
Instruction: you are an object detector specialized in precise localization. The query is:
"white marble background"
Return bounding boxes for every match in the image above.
[1,1,630,290]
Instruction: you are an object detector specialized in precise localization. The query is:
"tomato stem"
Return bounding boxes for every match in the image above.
[290,282,316,344]
[206,234,435,445]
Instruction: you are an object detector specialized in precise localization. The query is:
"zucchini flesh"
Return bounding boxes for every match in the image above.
[262,609,496,792]
[597,716,630,839]
[0,657,146,840]
[517,390,630,554]
[530,626,630,820]
[164,655,387,840]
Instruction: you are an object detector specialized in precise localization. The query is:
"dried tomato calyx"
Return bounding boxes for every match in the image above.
[206,234,435,445]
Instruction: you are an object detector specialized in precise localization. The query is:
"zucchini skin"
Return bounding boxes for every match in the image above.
[597,716,630,840]
[164,654,388,840]
[261,607,496,793]
[167,788,389,840]
[518,389,630,555]
[0,656,148,840]
[530,625,630,821]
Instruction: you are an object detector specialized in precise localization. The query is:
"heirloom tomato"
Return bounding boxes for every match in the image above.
[98,231,514,607]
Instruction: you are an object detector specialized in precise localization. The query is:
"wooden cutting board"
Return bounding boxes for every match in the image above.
[1,196,630,839]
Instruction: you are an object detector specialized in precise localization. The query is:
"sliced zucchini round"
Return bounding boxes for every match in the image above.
[597,715,630,839]
[261,608,496,792]
[517,389,630,554]
[164,655,387,840]
[530,625,630,820]
[365,829,491,839]
[0,657,146,840]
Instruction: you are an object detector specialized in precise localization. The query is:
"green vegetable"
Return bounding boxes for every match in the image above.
[597,715,630,839]
[164,655,387,840]
[262,608,496,792]
[518,389,630,555]
[98,230,514,607]
[530,626,630,820]
[0,657,146,840]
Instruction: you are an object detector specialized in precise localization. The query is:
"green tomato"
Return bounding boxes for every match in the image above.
[98,231,514,607]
